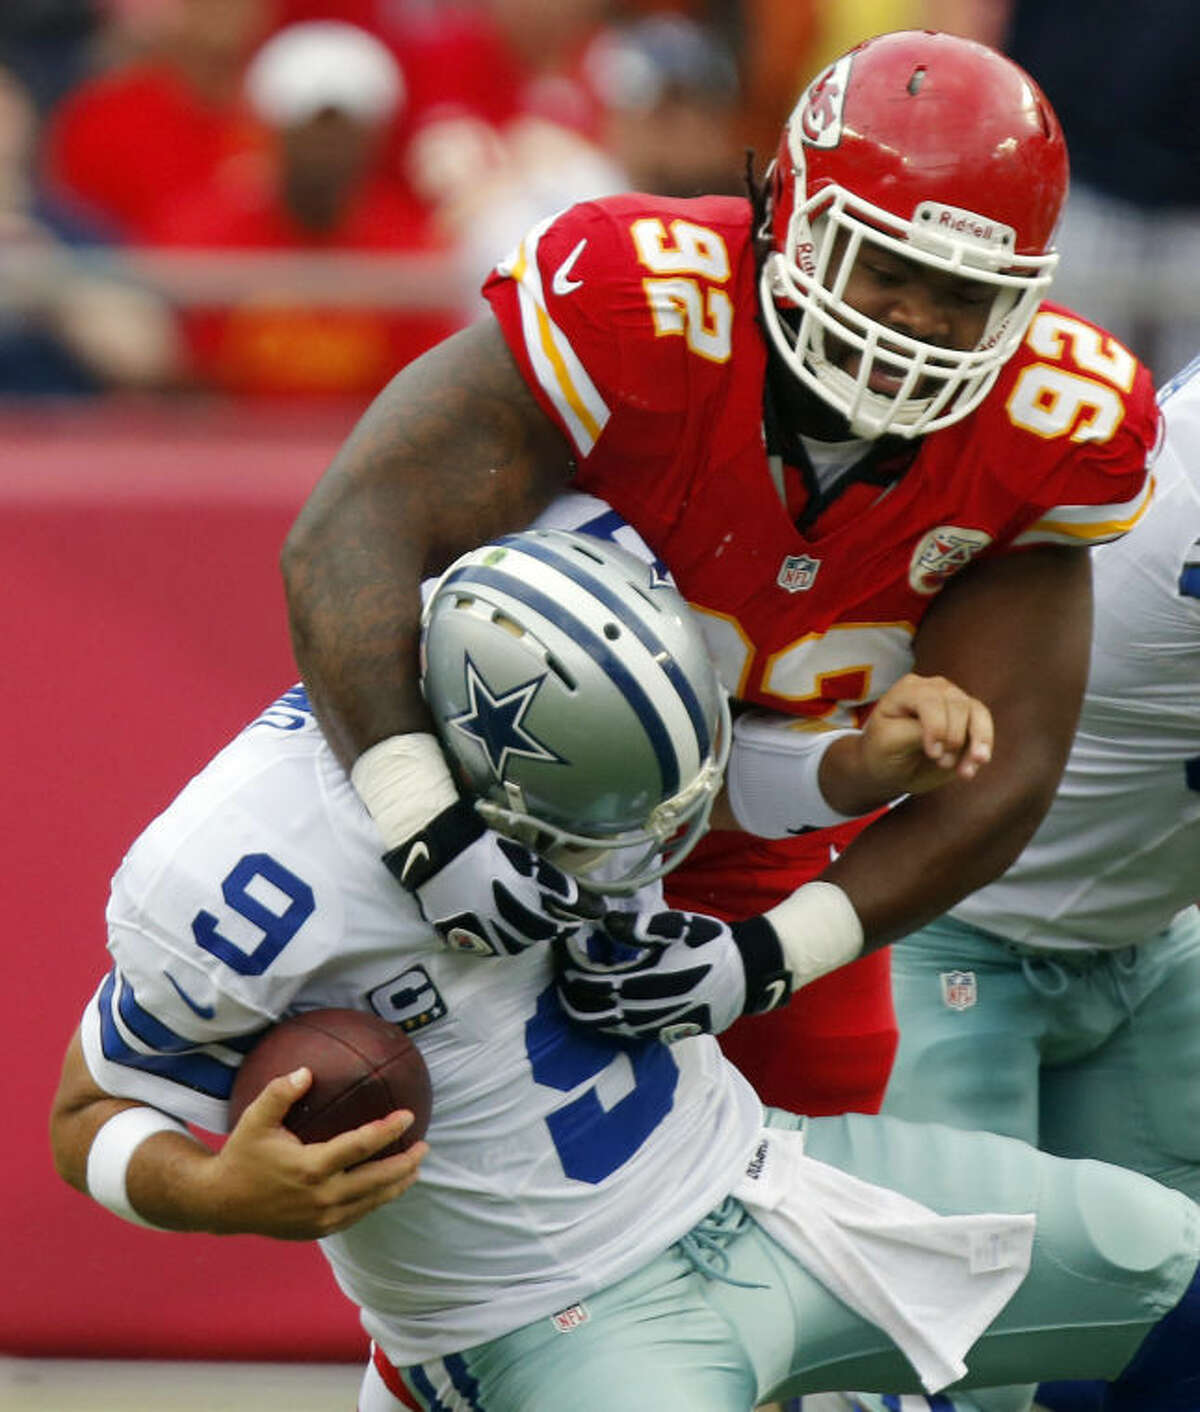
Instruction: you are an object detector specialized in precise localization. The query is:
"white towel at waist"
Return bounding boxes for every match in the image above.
[732,1126,1035,1393]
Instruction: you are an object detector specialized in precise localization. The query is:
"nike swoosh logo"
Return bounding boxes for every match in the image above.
[165,970,216,1020]
[400,840,430,885]
[551,239,587,296]
[757,978,790,1014]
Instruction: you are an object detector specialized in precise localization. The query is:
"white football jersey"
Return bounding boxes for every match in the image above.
[954,358,1200,950]
[79,689,762,1365]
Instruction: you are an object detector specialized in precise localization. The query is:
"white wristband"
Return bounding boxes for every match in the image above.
[764,881,864,990]
[350,733,460,850]
[727,712,860,837]
[86,1106,189,1230]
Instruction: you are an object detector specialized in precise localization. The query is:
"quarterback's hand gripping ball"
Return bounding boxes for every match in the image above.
[228,1008,432,1157]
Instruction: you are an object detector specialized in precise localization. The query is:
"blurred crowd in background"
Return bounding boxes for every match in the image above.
[2,0,1198,404]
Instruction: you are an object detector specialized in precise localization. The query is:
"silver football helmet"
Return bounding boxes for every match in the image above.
[420,528,730,893]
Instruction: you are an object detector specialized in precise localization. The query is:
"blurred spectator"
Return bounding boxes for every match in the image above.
[40,0,277,239]
[587,13,743,197]
[271,0,615,179]
[148,21,462,400]
[668,2,933,177]
[920,0,1006,45]
[939,0,1200,381]
[722,3,993,178]
[394,0,625,279]
[0,0,102,115]
[801,0,940,70]
[0,62,181,396]
[259,4,748,293]
[399,0,614,154]
[230,1,625,300]
[733,0,819,164]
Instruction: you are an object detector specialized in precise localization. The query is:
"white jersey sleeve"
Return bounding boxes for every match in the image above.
[77,685,763,1366]
[529,489,671,572]
[954,358,1200,950]
[81,686,374,1131]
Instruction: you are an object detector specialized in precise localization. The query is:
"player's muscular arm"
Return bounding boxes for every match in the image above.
[822,544,1093,946]
[281,319,576,771]
[50,1031,423,1239]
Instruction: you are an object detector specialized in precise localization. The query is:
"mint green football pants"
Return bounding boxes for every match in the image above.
[367,1107,1200,1412]
[849,904,1200,1412]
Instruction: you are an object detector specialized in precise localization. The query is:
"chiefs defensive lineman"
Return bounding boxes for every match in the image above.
[282,30,1158,1117]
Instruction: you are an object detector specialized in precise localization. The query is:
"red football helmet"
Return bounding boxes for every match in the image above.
[760,30,1069,438]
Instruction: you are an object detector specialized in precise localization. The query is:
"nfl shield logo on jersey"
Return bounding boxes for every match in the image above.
[940,970,978,1011]
[777,553,821,592]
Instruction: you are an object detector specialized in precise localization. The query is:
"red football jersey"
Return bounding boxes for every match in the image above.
[483,192,1157,873]
[484,193,1159,1112]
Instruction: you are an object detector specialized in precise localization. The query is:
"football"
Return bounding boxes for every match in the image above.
[228,1008,432,1157]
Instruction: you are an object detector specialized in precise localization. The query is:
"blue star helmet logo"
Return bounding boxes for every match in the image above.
[448,654,566,781]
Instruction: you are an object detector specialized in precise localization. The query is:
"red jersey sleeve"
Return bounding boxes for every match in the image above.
[482,194,757,461]
[959,302,1160,551]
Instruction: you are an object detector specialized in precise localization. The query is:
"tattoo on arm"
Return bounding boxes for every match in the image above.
[282,320,575,768]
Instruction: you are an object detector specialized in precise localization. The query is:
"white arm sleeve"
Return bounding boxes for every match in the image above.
[726,711,861,838]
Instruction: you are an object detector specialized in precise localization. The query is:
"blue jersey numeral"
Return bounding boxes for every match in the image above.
[525,985,678,1184]
[191,864,675,1178]
[192,853,315,975]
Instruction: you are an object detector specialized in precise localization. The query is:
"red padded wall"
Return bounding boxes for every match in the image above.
[3,402,373,1359]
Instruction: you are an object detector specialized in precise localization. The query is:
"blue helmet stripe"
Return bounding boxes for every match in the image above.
[569,508,673,582]
[492,533,711,757]
[441,563,681,795]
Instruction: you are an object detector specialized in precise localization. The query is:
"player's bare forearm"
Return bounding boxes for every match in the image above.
[281,319,576,771]
[51,1032,162,1194]
[50,1031,215,1225]
[50,1030,425,1239]
[822,545,1093,946]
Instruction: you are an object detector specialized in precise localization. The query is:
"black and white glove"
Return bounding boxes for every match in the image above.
[384,798,601,956]
[555,908,793,1043]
